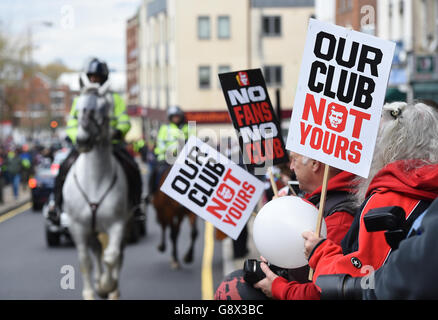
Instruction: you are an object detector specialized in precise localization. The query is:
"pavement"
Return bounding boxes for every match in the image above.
[0,183,31,216]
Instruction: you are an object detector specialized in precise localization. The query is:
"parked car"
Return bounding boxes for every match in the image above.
[43,193,73,247]
[44,196,146,247]
[39,147,147,246]
[29,148,70,211]
[29,165,55,211]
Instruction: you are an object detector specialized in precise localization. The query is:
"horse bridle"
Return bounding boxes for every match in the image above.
[73,170,118,234]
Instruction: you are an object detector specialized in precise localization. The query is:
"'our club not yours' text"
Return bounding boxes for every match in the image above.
[170,146,257,228]
[300,31,382,164]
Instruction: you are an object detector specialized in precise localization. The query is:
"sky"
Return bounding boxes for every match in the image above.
[0,0,142,72]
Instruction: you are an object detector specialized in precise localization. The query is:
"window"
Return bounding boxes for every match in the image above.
[262,16,281,37]
[198,16,210,39]
[199,66,211,89]
[218,65,231,88]
[263,65,282,87]
[218,16,230,39]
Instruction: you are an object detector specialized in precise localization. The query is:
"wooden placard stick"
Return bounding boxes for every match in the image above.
[308,163,330,281]
[268,167,279,198]
[288,182,297,196]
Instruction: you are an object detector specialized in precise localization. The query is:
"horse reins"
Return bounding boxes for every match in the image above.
[73,171,118,234]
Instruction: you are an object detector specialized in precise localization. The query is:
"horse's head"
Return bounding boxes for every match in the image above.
[76,73,112,153]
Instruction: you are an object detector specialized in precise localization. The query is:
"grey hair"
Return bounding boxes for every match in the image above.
[355,101,438,204]
[301,156,310,165]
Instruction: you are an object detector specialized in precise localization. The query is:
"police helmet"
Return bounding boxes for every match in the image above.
[167,106,184,120]
[84,57,109,84]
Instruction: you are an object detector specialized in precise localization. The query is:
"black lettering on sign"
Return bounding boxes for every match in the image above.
[357,45,382,77]
[309,31,383,110]
[336,37,359,68]
[314,31,336,61]
[172,175,190,195]
[171,147,226,208]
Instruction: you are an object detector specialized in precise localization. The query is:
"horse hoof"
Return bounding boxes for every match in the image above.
[157,244,165,252]
[170,260,181,270]
[97,275,118,298]
[108,289,120,300]
[83,290,95,300]
[183,253,193,264]
[96,287,109,299]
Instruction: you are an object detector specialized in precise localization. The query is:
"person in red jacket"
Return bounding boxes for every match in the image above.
[214,152,358,300]
[252,153,357,300]
[303,100,438,284]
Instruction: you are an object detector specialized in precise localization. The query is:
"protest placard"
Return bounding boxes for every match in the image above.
[160,136,265,240]
[286,19,395,178]
[219,69,289,173]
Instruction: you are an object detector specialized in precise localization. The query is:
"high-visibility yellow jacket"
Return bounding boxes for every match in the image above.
[66,93,131,144]
[154,122,193,161]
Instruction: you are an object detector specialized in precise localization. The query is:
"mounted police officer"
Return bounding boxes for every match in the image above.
[54,57,143,218]
[146,106,192,201]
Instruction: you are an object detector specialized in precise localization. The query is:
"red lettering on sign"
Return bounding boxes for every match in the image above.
[350,108,371,139]
[233,101,274,128]
[242,181,255,194]
[233,106,245,127]
[322,131,336,155]
[334,135,349,161]
[222,214,237,226]
[223,168,241,186]
[216,183,235,203]
[244,137,284,164]
[252,103,264,123]
[310,126,324,150]
[209,179,257,228]
[299,120,364,164]
[228,207,242,220]
[261,102,273,121]
[273,138,285,158]
[206,197,226,220]
[348,141,363,163]
[302,93,325,125]
[237,189,252,203]
[243,104,256,125]
[298,94,372,165]
[300,122,313,145]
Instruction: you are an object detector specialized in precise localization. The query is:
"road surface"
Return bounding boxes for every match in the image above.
[0,203,224,300]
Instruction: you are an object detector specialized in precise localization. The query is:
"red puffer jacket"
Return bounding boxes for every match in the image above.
[308,160,438,283]
[271,171,357,300]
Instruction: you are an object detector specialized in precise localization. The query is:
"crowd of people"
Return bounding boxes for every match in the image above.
[215,99,438,300]
[3,52,437,300]
[0,141,60,202]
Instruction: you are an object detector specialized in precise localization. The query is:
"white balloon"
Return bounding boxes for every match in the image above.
[253,196,327,269]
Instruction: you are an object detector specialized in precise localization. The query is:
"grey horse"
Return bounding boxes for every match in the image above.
[63,75,131,300]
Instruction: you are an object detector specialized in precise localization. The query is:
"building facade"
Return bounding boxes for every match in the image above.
[126,12,140,107]
[128,0,315,141]
[336,0,377,34]
[378,0,438,103]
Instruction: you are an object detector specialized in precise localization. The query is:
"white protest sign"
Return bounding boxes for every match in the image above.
[160,136,265,240]
[286,19,395,178]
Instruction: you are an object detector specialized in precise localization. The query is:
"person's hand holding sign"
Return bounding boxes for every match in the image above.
[302,231,324,259]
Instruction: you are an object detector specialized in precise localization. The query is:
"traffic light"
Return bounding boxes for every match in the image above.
[50,120,58,129]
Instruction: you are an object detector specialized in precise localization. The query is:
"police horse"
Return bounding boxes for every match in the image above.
[152,166,198,270]
[63,76,132,299]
